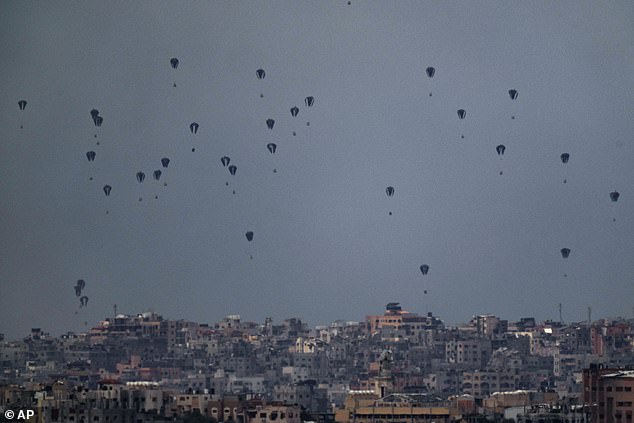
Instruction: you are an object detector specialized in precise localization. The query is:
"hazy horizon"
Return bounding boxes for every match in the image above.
[2,1,634,340]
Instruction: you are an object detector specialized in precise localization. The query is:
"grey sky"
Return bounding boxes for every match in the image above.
[2,1,634,339]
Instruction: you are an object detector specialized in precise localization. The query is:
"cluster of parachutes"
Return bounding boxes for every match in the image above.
[74,280,89,309]
[17,58,628,316]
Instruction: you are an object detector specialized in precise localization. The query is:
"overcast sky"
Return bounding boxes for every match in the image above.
[2,1,634,339]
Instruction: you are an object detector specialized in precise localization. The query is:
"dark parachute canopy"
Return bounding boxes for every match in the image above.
[103,185,112,196]
[560,153,570,164]
[245,231,254,242]
[136,172,145,183]
[385,186,395,197]
[170,58,179,69]
[74,286,82,296]
[266,119,275,130]
[18,100,27,110]
[77,279,85,290]
[228,165,237,175]
[426,67,435,78]
[95,116,103,127]
[496,144,506,156]
[267,143,277,154]
[610,191,620,202]
[190,122,199,134]
[153,170,162,180]
[457,109,466,119]
[86,151,96,162]
[419,264,430,275]
[221,156,230,167]
[560,248,571,259]
[161,157,170,168]
[90,109,99,120]
[256,68,265,79]
[305,96,315,107]
[80,296,89,307]
[290,106,299,117]
[508,89,518,100]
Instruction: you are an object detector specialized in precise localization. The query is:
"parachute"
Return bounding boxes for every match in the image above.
[290,106,299,117]
[426,67,435,78]
[560,248,571,259]
[610,191,620,202]
[95,116,103,127]
[457,109,466,119]
[508,89,518,100]
[170,58,179,69]
[256,68,265,79]
[136,172,145,183]
[153,170,162,180]
[560,153,570,164]
[18,100,27,110]
[103,185,112,196]
[80,296,89,307]
[90,109,99,120]
[228,165,237,176]
[86,151,96,162]
[74,286,82,297]
[267,143,277,154]
[420,264,429,275]
[161,157,170,168]
[245,231,254,242]
[385,186,395,197]
[266,119,275,130]
[76,279,85,290]
[221,156,230,167]
[190,122,199,134]
[305,96,315,107]
[496,144,506,156]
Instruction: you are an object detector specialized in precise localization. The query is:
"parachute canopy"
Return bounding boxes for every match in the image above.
[290,106,299,117]
[426,67,435,78]
[161,157,170,168]
[18,100,27,110]
[305,96,315,107]
[228,165,237,175]
[385,186,395,197]
[457,109,466,119]
[420,264,429,275]
[86,151,96,162]
[560,153,570,164]
[103,185,112,196]
[256,68,265,79]
[221,156,230,167]
[610,191,620,202]
[508,89,518,100]
[95,116,103,127]
[266,119,275,130]
[560,248,571,259]
[267,143,277,154]
[496,144,506,156]
[245,231,254,242]
[136,172,145,183]
[153,170,162,180]
[190,122,199,134]
[170,58,179,69]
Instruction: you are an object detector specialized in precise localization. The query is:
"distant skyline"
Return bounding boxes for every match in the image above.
[2,1,634,339]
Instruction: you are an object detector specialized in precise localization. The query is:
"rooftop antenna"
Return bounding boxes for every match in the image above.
[559,303,563,324]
